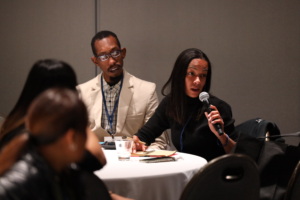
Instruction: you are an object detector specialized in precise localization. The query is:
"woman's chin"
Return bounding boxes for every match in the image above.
[187,92,200,98]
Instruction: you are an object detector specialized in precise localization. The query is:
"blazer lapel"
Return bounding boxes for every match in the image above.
[89,74,103,130]
[117,71,133,133]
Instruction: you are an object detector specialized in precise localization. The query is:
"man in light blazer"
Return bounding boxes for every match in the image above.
[77,31,168,149]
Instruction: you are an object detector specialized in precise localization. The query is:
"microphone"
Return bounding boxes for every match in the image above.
[199,92,224,136]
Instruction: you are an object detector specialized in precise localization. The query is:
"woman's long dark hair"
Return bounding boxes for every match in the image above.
[0,59,78,140]
[161,48,212,124]
[27,87,88,146]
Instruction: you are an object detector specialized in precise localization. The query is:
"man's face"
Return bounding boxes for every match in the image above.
[91,36,126,83]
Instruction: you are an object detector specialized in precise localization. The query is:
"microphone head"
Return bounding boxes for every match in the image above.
[199,92,209,102]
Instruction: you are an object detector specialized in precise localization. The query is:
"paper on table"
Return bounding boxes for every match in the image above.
[131,150,176,157]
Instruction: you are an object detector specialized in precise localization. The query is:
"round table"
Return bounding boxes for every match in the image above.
[94,150,207,200]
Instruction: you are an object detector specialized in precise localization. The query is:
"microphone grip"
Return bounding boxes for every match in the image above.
[204,101,224,136]
[214,124,224,136]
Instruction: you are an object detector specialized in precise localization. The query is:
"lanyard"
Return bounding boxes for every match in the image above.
[179,116,192,152]
[101,76,123,136]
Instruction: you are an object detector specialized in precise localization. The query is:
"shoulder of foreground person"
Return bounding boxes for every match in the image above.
[0,133,28,175]
[0,150,53,199]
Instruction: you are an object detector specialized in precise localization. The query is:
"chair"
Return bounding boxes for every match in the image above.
[234,134,300,200]
[285,161,300,200]
[180,153,260,200]
[235,117,284,142]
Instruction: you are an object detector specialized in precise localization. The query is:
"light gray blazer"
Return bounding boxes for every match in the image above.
[77,70,168,149]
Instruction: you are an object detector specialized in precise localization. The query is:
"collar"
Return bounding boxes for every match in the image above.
[101,76,122,93]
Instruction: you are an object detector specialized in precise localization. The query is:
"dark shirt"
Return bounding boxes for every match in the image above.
[0,125,103,172]
[136,95,238,161]
[0,147,111,200]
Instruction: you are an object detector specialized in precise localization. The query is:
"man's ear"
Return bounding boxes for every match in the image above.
[121,48,126,59]
[91,56,98,65]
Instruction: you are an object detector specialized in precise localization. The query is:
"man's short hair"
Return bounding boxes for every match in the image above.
[91,30,121,56]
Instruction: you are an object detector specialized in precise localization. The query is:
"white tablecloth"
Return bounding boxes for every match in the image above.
[94,150,207,200]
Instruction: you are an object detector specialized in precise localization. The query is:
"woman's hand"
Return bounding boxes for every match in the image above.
[204,105,236,152]
[205,105,224,137]
[132,135,147,152]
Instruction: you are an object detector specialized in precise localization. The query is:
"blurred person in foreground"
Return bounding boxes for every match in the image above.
[77,30,168,149]
[0,88,133,200]
[0,59,105,171]
[134,48,238,161]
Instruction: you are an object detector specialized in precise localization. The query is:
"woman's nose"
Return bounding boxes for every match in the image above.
[193,76,201,85]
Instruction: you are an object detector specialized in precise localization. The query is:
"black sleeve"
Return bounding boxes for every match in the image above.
[77,150,103,172]
[135,97,170,145]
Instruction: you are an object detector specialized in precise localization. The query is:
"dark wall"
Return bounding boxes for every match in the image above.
[0,0,96,117]
[97,0,300,145]
[0,0,299,145]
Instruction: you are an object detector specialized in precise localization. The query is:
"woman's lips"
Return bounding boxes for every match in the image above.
[191,88,200,92]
